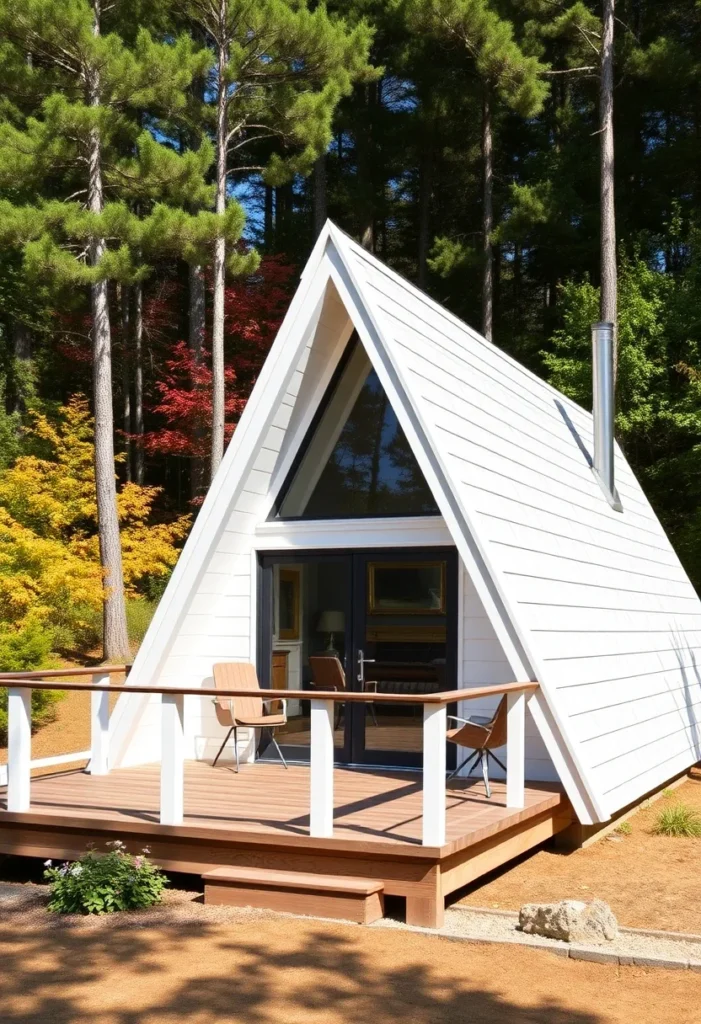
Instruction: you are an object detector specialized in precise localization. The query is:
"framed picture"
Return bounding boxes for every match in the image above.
[367,561,446,615]
[278,568,301,640]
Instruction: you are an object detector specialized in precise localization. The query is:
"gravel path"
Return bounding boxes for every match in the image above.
[379,905,701,968]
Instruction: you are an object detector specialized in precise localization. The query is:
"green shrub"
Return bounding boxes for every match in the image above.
[126,598,157,650]
[652,803,701,838]
[44,841,168,914]
[0,617,54,672]
[614,820,632,836]
[0,615,65,742]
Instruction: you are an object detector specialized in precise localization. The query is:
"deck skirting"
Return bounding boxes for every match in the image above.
[0,761,572,927]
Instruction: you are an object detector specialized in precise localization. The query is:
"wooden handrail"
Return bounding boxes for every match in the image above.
[0,666,129,680]
[2,673,535,846]
[0,677,538,705]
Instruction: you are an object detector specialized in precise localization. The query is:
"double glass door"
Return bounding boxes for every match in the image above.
[258,548,457,769]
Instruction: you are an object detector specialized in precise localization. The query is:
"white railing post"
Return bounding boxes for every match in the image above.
[422,704,447,847]
[506,690,526,808]
[7,687,31,812]
[309,698,334,838]
[89,673,111,775]
[160,692,185,826]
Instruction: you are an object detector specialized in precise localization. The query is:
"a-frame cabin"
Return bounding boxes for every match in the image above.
[2,221,700,926]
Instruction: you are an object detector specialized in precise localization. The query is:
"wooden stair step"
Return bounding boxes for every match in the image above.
[202,866,384,924]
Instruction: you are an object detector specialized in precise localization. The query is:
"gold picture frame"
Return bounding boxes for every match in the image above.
[278,568,301,640]
[367,561,446,616]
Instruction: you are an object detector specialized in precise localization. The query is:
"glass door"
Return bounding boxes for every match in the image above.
[258,548,457,768]
[258,553,353,763]
[350,550,458,769]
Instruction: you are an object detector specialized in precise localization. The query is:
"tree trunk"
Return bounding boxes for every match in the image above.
[264,186,274,249]
[9,321,31,415]
[188,262,206,499]
[600,0,617,380]
[120,284,132,483]
[481,90,494,342]
[313,153,327,238]
[133,279,144,485]
[417,139,433,290]
[357,83,375,251]
[210,3,229,481]
[88,0,130,661]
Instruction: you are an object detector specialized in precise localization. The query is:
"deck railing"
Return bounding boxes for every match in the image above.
[0,670,538,848]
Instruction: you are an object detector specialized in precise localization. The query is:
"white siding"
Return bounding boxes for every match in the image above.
[458,567,557,783]
[339,234,701,818]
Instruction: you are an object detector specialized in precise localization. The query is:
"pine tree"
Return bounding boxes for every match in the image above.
[181,0,374,477]
[0,0,211,658]
[403,0,549,340]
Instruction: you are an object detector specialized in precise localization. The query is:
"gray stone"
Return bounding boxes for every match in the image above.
[518,900,618,945]
[569,947,620,965]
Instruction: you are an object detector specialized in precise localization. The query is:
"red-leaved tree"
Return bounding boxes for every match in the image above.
[143,255,296,465]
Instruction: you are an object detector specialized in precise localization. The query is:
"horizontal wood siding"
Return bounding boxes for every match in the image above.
[343,237,701,818]
[459,568,557,782]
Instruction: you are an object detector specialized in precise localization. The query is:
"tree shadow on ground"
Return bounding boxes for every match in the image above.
[0,903,617,1024]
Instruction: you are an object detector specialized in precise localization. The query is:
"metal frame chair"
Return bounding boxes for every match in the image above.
[445,696,507,798]
[212,662,288,771]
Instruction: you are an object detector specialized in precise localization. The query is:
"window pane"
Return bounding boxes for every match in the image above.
[278,342,439,518]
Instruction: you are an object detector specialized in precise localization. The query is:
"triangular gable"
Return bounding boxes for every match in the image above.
[111,221,701,824]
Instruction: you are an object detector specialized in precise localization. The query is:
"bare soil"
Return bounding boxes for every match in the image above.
[457,770,701,933]
[1,886,700,1024]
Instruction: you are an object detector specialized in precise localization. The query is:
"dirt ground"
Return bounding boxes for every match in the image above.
[458,770,701,933]
[1,896,701,1024]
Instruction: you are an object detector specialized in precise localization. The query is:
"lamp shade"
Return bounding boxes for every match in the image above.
[317,609,345,634]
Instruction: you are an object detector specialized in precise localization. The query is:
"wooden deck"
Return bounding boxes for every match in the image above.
[0,761,572,926]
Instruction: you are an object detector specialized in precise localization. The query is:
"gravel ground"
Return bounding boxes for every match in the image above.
[379,905,701,966]
[3,881,701,968]
[0,881,275,931]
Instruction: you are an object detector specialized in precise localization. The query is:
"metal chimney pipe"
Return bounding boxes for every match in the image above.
[592,321,615,499]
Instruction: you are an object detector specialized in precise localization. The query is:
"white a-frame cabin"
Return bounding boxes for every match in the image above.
[3,221,700,927]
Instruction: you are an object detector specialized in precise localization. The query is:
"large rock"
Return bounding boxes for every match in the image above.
[518,900,618,944]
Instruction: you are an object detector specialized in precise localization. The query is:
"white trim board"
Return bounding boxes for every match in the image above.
[254,516,453,550]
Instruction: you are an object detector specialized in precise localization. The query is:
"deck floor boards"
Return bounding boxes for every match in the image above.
[0,761,568,855]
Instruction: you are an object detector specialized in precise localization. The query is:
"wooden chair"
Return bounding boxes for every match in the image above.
[445,697,507,798]
[308,656,379,728]
[212,662,288,771]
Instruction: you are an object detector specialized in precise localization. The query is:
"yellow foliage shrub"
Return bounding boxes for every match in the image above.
[0,396,191,662]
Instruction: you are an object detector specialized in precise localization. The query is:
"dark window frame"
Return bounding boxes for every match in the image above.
[272,333,440,521]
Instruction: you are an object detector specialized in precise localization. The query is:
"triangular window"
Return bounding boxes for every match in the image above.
[276,338,440,519]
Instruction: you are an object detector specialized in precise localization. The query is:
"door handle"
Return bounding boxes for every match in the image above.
[357,649,375,683]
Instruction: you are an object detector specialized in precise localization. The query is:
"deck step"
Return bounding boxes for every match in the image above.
[201,866,385,924]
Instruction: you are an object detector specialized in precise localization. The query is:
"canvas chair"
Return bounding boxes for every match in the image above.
[308,655,379,728]
[445,696,507,798]
[212,662,288,771]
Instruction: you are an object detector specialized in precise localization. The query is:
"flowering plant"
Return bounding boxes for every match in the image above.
[43,841,168,915]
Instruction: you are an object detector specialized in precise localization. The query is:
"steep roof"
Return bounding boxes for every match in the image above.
[111,222,701,822]
[327,223,701,820]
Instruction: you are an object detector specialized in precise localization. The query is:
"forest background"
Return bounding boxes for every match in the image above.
[0,0,700,711]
